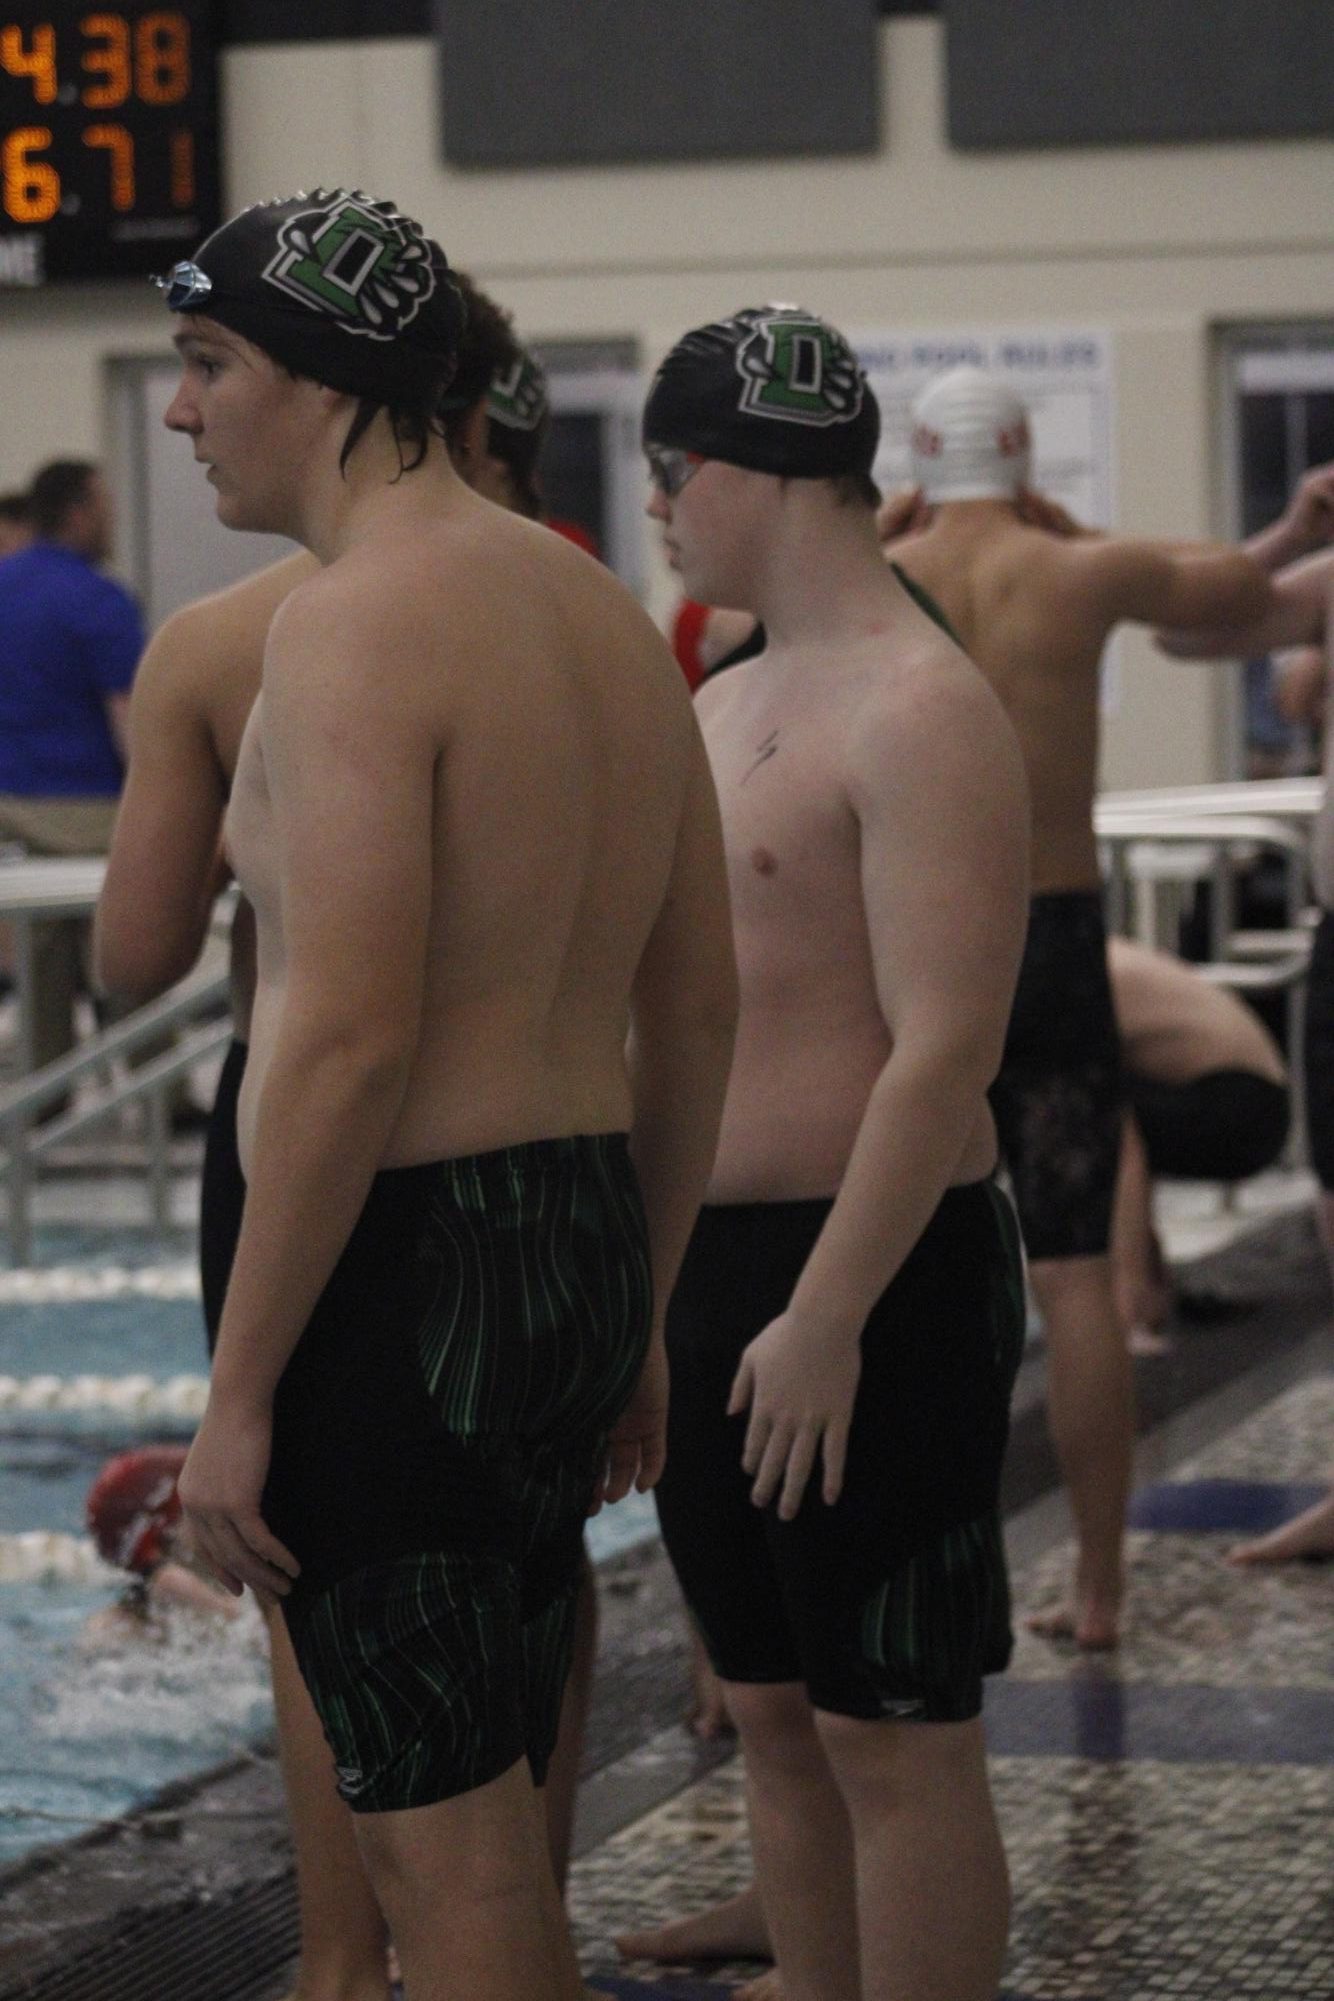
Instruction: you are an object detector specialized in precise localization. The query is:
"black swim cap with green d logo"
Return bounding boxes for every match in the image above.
[643,306,879,480]
[160,189,465,406]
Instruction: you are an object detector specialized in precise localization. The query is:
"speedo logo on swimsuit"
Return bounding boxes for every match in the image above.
[879,1695,927,1720]
[734,310,865,429]
[335,1761,371,1795]
[262,190,438,339]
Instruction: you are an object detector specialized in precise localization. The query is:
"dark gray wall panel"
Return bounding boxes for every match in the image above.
[945,0,1334,149]
[436,0,880,168]
[222,0,919,32]
[222,0,429,40]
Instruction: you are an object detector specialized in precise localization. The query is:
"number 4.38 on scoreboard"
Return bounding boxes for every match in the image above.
[0,1,219,284]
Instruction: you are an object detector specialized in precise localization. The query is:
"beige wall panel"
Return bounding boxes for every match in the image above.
[335,23,1332,277]
[1,18,1330,792]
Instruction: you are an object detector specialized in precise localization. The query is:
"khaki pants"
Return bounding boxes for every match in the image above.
[0,795,119,1073]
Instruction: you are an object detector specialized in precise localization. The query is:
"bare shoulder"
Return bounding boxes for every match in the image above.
[149,551,314,711]
[846,634,1025,814]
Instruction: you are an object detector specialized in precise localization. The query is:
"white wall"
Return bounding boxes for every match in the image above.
[3,17,1331,786]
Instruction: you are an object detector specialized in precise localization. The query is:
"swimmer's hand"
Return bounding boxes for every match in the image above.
[1278,460,1334,556]
[1014,488,1094,539]
[729,1312,861,1520]
[876,485,932,547]
[593,1336,668,1512]
[177,1398,300,1601]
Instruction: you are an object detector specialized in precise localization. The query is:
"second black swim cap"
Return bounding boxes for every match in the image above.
[643,306,879,480]
[165,189,465,405]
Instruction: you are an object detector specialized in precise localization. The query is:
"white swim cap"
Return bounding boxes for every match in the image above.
[910,366,1031,503]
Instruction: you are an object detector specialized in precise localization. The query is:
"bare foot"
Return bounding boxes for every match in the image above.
[1228,1490,1334,1565]
[1026,1590,1120,1650]
[616,1883,771,1965]
[735,1973,785,2001]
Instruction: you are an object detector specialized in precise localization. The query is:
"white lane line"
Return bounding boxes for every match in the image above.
[0,1531,116,1584]
[0,1265,201,1303]
[0,1375,208,1415]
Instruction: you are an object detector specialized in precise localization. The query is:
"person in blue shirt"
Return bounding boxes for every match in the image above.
[0,460,144,1072]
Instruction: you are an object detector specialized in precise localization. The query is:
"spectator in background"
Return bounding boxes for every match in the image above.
[0,460,144,1072]
[0,491,33,557]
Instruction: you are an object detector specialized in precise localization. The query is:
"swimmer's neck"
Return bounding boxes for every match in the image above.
[286,427,474,566]
[742,503,915,650]
[919,497,1022,537]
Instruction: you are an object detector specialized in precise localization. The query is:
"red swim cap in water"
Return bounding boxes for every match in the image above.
[86,1445,189,1575]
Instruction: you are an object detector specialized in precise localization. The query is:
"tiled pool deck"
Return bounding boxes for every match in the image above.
[0,1172,1330,1999]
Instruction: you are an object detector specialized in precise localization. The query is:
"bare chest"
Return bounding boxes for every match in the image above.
[223,703,281,938]
[705,703,860,942]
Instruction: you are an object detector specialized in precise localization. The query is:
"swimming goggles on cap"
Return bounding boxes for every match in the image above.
[152,261,213,310]
[645,444,705,499]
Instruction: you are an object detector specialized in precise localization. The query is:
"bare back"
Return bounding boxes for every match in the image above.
[893,514,1109,893]
[228,501,695,1170]
[1108,935,1285,1086]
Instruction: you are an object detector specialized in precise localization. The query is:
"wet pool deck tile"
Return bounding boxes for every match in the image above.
[2,1193,1332,2000]
[574,1370,1334,2000]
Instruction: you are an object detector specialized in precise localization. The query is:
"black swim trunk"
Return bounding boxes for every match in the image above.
[656,1181,1024,1723]
[265,1133,652,1813]
[1304,909,1334,1190]
[199,1037,247,1357]
[989,891,1124,1262]
[1127,1068,1289,1183]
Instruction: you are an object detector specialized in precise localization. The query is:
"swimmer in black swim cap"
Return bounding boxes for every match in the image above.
[643,304,880,503]
[439,304,549,519]
[158,187,465,502]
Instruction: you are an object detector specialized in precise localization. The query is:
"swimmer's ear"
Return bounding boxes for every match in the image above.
[452,396,490,471]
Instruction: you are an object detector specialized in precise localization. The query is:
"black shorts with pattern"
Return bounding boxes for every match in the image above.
[656,1180,1025,1724]
[989,890,1124,1262]
[265,1133,652,1813]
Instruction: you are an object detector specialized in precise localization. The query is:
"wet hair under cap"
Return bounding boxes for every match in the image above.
[643,305,879,484]
[171,188,465,409]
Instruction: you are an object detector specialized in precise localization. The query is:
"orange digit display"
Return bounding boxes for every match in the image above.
[0,3,217,280]
[169,124,192,206]
[83,118,132,208]
[3,125,60,223]
[80,12,130,108]
[135,11,188,104]
[0,23,58,104]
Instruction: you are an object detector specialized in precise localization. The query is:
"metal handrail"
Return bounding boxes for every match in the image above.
[0,969,232,1265]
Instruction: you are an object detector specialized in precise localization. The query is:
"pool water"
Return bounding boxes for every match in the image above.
[0,1240,661,1868]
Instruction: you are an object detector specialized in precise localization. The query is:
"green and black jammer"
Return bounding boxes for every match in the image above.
[264,1133,652,1813]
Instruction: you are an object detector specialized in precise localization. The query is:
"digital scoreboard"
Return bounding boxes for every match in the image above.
[0,2,219,286]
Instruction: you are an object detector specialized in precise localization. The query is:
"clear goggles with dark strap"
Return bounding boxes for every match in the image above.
[152,261,213,310]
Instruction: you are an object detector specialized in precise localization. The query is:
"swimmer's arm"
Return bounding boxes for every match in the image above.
[1154,546,1332,660]
[788,676,1030,1335]
[614,722,738,1502]
[184,588,434,1594]
[734,671,1029,1518]
[1244,461,1334,573]
[627,720,738,1309]
[94,611,231,1002]
[1081,536,1273,642]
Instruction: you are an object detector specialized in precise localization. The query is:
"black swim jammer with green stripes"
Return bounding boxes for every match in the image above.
[263,1133,652,1813]
[656,1180,1025,1723]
